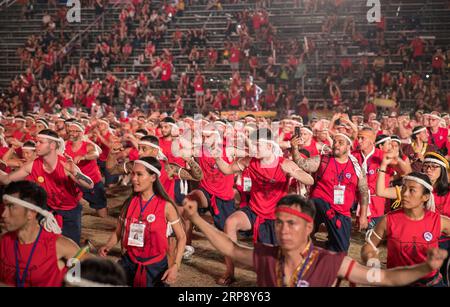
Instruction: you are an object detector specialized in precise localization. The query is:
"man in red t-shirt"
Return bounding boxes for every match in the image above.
[411,36,425,72]
[431,48,445,86]
[229,43,240,72]
[160,58,173,89]
[0,129,94,244]
[182,194,448,287]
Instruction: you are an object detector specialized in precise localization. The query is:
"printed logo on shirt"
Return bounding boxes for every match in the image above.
[37,176,45,184]
[297,280,310,287]
[345,173,352,179]
[369,169,375,175]
[147,214,156,223]
[423,232,433,242]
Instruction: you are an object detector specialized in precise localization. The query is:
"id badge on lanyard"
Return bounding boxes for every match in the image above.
[128,222,146,247]
[333,184,346,205]
[243,177,252,192]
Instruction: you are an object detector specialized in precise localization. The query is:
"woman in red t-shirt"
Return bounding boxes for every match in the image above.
[366,169,450,287]
[99,157,185,287]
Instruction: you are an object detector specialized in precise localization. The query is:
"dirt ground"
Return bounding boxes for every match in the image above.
[81,185,387,287]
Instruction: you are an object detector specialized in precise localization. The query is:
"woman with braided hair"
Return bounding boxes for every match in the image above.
[99,156,186,287]
[366,166,450,287]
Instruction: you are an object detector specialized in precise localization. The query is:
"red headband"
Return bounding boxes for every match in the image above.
[275,206,313,223]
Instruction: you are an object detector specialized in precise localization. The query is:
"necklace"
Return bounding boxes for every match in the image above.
[276,240,315,287]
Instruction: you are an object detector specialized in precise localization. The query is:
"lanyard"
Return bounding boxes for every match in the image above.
[139,194,155,221]
[295,243,314,285]
[15,227,43,288]
[280,242,314,287]
[333,158,350,184]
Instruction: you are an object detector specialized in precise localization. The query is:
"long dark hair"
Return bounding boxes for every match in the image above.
[434,165,449,196]
[119,157,180,226]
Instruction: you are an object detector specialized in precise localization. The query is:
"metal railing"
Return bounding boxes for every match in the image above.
[0,0,16,11]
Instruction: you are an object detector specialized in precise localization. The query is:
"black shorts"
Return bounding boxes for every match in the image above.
[239,206,277,245]
[174,179,187,205]
[413,55,423,62]
[199,187,235,231]
[81,181,107,210]
[161,79,172,89]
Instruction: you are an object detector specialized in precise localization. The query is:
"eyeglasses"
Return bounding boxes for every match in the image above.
[422,164,440,171]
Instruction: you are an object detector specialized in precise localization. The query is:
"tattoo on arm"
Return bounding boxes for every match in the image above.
[358,173,369,207]
[291,148,302,164]
[75,172,94,186]
[185,158,203,181]
[296,155,320,173]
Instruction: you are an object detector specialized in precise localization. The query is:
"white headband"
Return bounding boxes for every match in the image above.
[22,146,35,151]
[69,122,85,132]
[138,141,167,161]
[25,116,35,122]
[14,118,26,123]
[98,119,109,126]
[375,136,391,145]
[37,134,65,154]
[214,121,227,127]
[3,194,62,234]
[258,139,283,157]
[36,119,49,129]
[335,133,353,148]
[429,114,441,120]
[423,158,448,169]
[202,130,220,136]
[301,127,314,135]
[412,127,427,135]
[403,175,435,212]
[135,133,145,138]
[371,120,381,126]
[391,138,401,144]
[134,160,161,177]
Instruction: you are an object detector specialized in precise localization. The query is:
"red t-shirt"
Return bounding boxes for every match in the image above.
[30,156,82,211]
[199,148,235,201]
[230,48,240,63]
[0,229,67,287]
[411,38,424,57]
[122,195,168,265]
[310,156,359,217]
[428,127,448,149]
[161,62,172,81]
[386,209,441,279]
[65,141,102,184]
